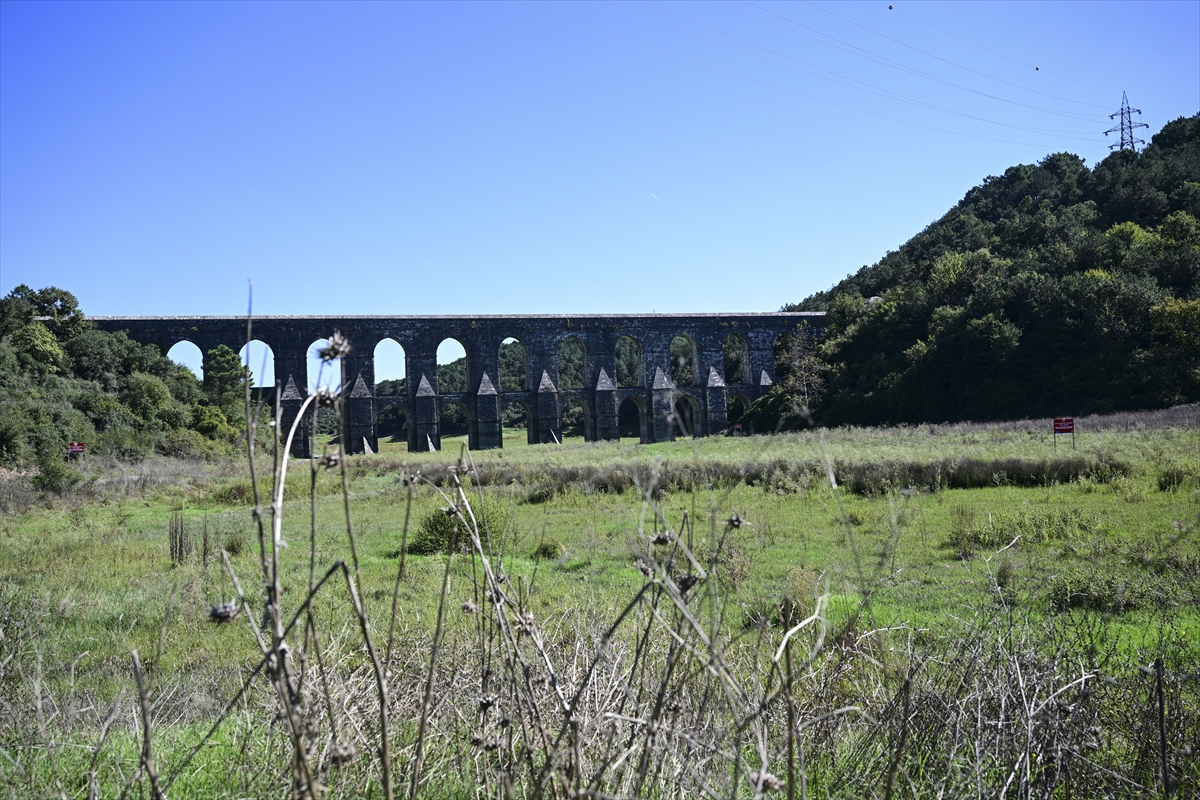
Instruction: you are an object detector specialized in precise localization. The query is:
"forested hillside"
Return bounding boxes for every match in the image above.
[0,286,256,485]
[783,114,1199,426]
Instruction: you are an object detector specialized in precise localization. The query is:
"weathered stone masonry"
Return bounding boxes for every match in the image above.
[90,313,826,457]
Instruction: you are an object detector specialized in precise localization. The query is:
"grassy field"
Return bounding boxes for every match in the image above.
[1,406,1197,798]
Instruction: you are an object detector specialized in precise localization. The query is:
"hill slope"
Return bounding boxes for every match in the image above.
[785,114,1199,425]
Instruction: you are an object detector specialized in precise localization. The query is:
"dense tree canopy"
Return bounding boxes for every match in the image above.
[0,288,254,468]
[779,115,1200,426]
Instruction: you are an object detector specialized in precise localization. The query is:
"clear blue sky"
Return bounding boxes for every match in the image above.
[2,0,1197,326]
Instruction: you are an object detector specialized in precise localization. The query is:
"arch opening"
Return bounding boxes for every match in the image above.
[557,336,586,390]
[618,397,645,442]
[437,338,468,394]
[502,400,532,446]
[672,394,700,438]
[723,334,749,385]
[306,339,340,393]
[562,397,590,441]
[669,335,697,386]
[374,339,406,396]
[441,400,471,440]
[615,335,642,388]
[241,340,276,389]
[377,404,409,443]
[499,337,527,392]
[166,341,204,381]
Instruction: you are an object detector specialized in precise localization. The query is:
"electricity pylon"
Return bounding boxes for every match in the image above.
[1104,92,1148,152]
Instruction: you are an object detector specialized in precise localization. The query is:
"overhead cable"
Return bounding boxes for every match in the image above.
[511,1,1108,151]
[623,1,1100,139]
[734,1,1107,121]
[888,4,1118,93]
[800,0,1113,110]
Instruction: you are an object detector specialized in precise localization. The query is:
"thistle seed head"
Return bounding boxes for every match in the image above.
[727,513,746,529]
[331,742,357,765]
[750,771,784,793]
[314,386,337,407]
[651,533,673,546]
[319,331,351,361]
[461,601,478,613]
[208,602,240,624]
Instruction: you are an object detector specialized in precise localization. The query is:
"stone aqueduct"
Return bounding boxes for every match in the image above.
[91,313,826,457]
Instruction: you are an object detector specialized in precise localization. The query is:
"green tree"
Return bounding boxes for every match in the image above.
[722,336,747,384]
[203,345,249,416]
[669,337,694,386]
[0,284,86,341]
[557,337,585,389]
[616,336,641,387]
[121,372,188,428]
[11,322,65,375]
[498,340,527,392]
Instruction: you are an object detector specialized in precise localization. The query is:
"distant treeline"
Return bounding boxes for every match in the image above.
[762,114,1199,428]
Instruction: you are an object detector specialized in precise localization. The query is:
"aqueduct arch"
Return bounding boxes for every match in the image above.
[91,312,825,456]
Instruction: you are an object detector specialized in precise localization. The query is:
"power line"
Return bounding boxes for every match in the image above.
[733,1,1107,123]
[887,4,1118,94]
[511,1,1107,151]
[624,0,1100,138]
[1104,92,1149,151]
[800,0,1114,110]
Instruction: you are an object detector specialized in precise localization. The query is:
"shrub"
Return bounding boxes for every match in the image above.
[0,476,37,514]
[158,428,223,460]
[948,505,977,558]
[408,496,506,556]
[31,449,81,495]
[531,538,565,561]
[93,426,157,461]
[1045,567,1164,613]
[223,528,247,557]
[1158,465,1193,492]
[995,558,1015,591]
[948,506,1100,557]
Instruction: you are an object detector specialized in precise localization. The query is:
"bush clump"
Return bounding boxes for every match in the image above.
[531,538,565,561]
[408,496,507,556]
[1045,566,1165,613]
[1158,465,1194,493]
[948,506,1100,558]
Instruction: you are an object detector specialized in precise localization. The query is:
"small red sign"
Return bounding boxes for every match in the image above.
[1053,418,1074,434]
[67,442,85,453]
